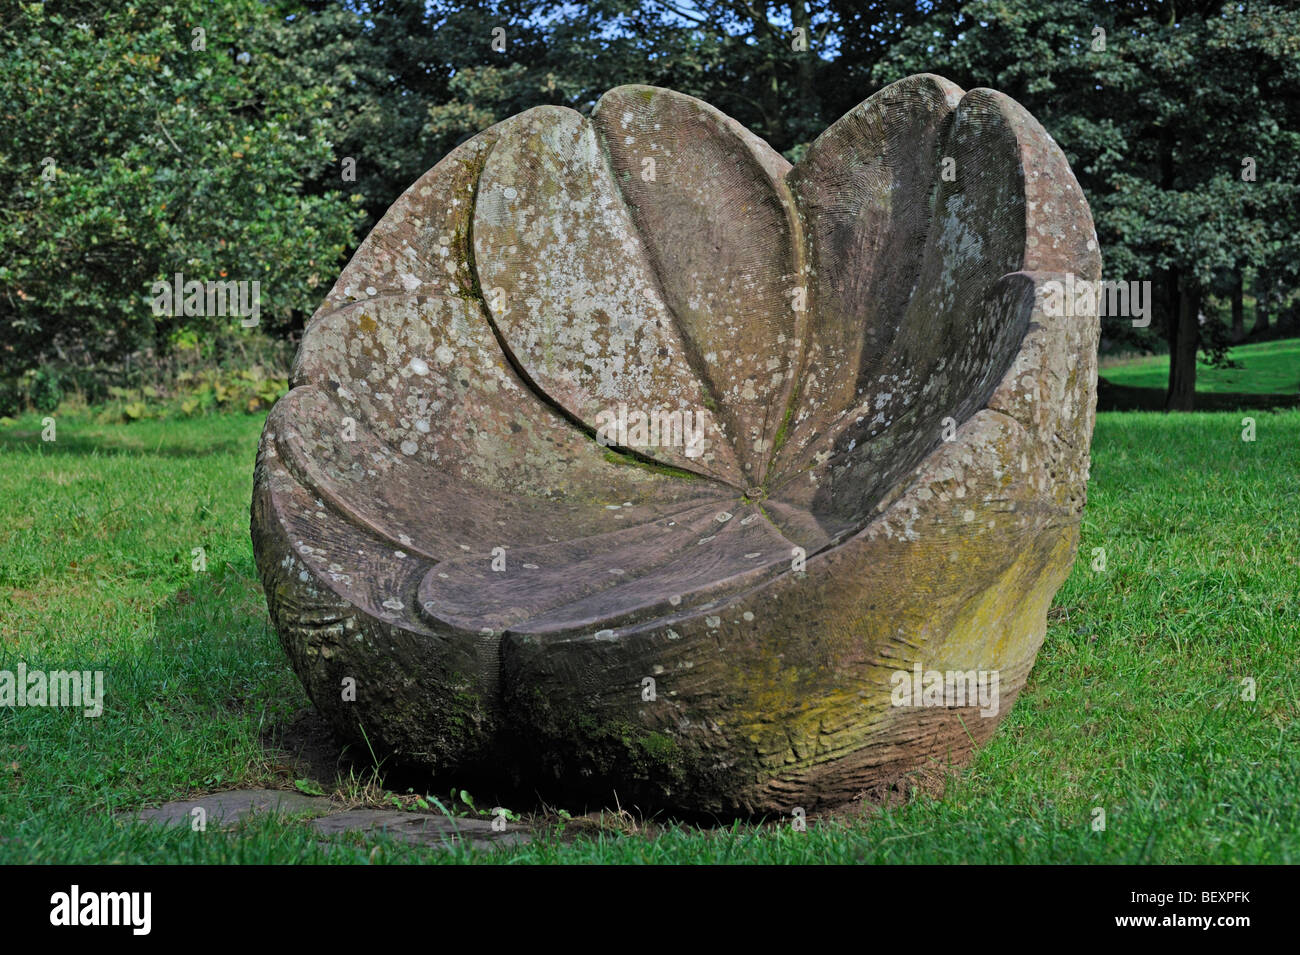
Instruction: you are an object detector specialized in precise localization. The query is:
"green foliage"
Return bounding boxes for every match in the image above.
[99,365,288,421]
[280,0,885,227]
[0,366,64,416]
[29,368,63,412]
[4,0,1298,412]
[0,380,21,419]
[294,778,326,797]
[0,0,364,379]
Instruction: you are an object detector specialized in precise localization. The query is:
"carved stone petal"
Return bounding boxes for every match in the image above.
[471,105,741,482]
[768,74,962,488]
[315,130,498,315]
[592,86,808,486]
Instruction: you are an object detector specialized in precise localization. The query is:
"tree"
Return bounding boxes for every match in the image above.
[874,0,1300,410]
[0,0,362,381]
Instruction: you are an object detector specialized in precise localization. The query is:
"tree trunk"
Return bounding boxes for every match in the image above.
[1166,278,1200,411]
[1253,274,1270,333]
[1157,128,1186,409]
[1231,269,1245,342]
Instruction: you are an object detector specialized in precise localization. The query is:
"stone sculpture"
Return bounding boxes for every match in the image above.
[252,74,1101,812]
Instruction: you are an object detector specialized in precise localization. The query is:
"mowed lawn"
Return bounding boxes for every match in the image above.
[1101,337,1300,395]
[0,407,1296,863]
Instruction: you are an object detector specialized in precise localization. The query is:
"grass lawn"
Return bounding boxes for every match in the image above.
[0,408,1296,863]
[1101,337,1300,395]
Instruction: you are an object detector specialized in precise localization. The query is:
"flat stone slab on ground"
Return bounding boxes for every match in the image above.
[121,789,531,851]
[310,809,531,849]
[126,788,328,827]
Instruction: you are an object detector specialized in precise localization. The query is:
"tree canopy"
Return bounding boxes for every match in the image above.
[3,0,1297,410]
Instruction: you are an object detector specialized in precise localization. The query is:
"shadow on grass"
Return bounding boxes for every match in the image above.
[1097,377,1300,412]
[0,421,254,458]
[146,558,366,793]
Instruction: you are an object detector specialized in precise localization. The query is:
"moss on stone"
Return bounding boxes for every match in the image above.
[600,448,701,481]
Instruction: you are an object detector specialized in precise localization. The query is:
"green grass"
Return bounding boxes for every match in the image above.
[0,408,1296,863]
[1101,337,1300,395]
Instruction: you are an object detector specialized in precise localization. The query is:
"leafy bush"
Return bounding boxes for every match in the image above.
[0,379,21,418]
[0,367,65,416]
[0,0,363,380]
[29,368,63,412]
[101,366,288,422]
